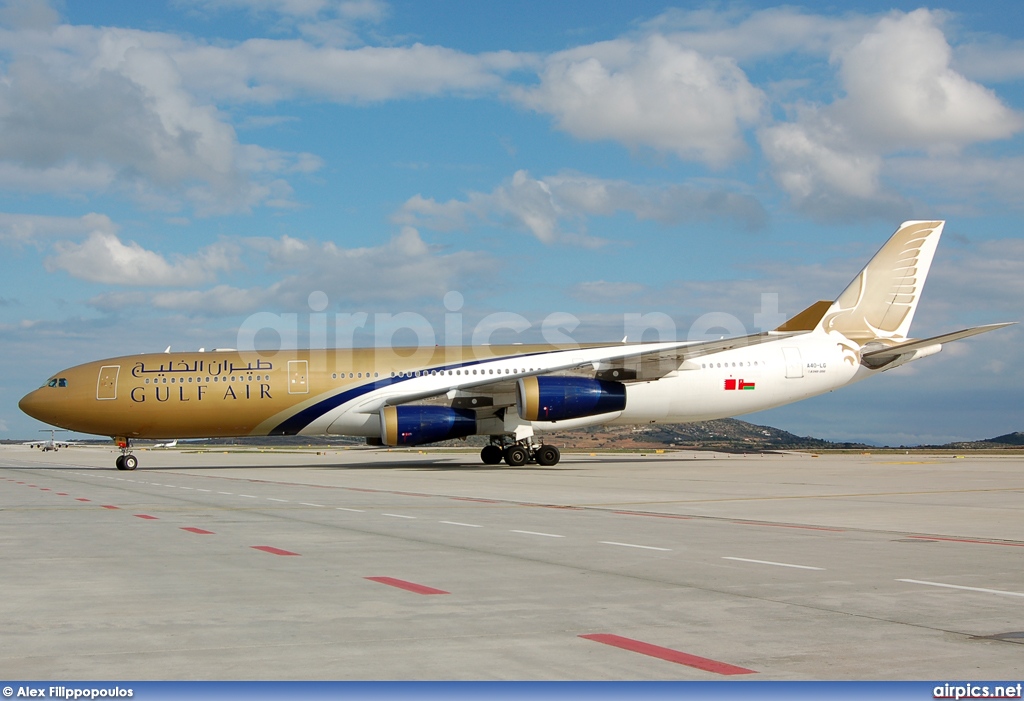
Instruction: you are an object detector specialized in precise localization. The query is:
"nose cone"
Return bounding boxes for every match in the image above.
[19,388,51,424]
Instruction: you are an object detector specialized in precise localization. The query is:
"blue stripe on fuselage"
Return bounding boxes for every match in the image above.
[267,349,559,435]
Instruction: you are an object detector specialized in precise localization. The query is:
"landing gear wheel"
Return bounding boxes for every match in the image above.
[123,455,138,471]
[115,455,126,470]
[535,445,561,466]
[481,445,503,465]
[504,445,528,466]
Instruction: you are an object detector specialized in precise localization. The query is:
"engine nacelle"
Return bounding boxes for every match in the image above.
[517,376,626,422]
[379,405,477,446]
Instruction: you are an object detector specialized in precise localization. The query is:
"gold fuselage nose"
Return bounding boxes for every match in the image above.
[19,387,53,425]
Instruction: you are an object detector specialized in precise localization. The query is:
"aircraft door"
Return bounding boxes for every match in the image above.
[288,360,309,394]
[782,348,803,378]
[96,365,119,400]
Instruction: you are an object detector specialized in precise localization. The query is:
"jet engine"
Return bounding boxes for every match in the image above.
[516,376,626,422]
[379,405,477,446]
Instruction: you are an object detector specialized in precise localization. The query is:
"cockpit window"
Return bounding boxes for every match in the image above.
[46,378,57,388]
[58,378,68,388]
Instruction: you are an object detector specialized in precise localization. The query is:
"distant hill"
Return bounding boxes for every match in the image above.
[933,431,1024,450]
[524,418,873,452]
[985,431,1024,446]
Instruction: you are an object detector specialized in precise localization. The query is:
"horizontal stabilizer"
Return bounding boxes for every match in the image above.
[861,322,1015,361]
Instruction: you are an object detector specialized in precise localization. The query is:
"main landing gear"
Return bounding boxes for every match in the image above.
[114,439,138,471]
[480,440,561,467]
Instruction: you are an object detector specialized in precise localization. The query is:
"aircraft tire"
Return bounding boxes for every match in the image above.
[504,445,528,467]
[115,456,126,470]
[480,445,503,465]
[535,445,560,466]
[123,455,138,471]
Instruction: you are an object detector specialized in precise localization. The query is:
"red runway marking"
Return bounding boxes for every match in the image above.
[181,527,215,534]
[908,535,1024,547]
[40,488,51,491]
[731,520,844,532]
[251,545,300,556]
[614,510,692,520]
[27,484,36,487]
[75,498,90,502]
[16,481,24,484]
[365,576,449,595]
[580,634,756,675]
[56,493,68,496]
[101,505,120,510]
[134,514,158,520]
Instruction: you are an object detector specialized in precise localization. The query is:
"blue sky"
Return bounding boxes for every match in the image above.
[1,0,1022,444]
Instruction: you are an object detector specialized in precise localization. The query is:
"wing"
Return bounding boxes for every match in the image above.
[368,330,807,415]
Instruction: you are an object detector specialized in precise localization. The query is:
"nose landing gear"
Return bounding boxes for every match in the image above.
[114,438,138,470]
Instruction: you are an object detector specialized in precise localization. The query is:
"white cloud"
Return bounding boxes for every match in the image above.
[759,9,1022,219]
[512,35,764,167]
[88,227,493,316]
[639,7,874,63]
[886,155,1024,208]
[249,226,491,305]
[395,169,766,243]
[0,24,322,215]
[836,10,1022,151]
[0,212,117,245]
[177,40,527,104]
[0,0,59,30]
[45,232,238,287]
[955,39,1024,82]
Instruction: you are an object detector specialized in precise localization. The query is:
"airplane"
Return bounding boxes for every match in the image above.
[18,221,1014,471]
[152,439,178,449]
[25,428,70,451]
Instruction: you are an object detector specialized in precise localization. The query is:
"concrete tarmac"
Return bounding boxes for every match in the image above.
[2,444,1023,680]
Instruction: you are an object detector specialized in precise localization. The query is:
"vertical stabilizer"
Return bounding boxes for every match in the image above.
[820,221,944,344]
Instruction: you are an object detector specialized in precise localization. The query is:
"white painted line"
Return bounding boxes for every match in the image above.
[300,502,325,507]
[150,483,162,486]
[195,489,210,492]
[511,530,564,538]
[217,491,233,495]
[383,513,416,519]
[723,557,824,571]
[266,497,288,502]
[238,494,257,499]
[896,579,1024,598]
[336,507,365,513]
[165,485,178,488]
[178,486,193,490]
[440,521,482,528]
[602,541,671,552]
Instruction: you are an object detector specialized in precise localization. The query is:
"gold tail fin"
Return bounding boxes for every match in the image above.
[820,221,944,344]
